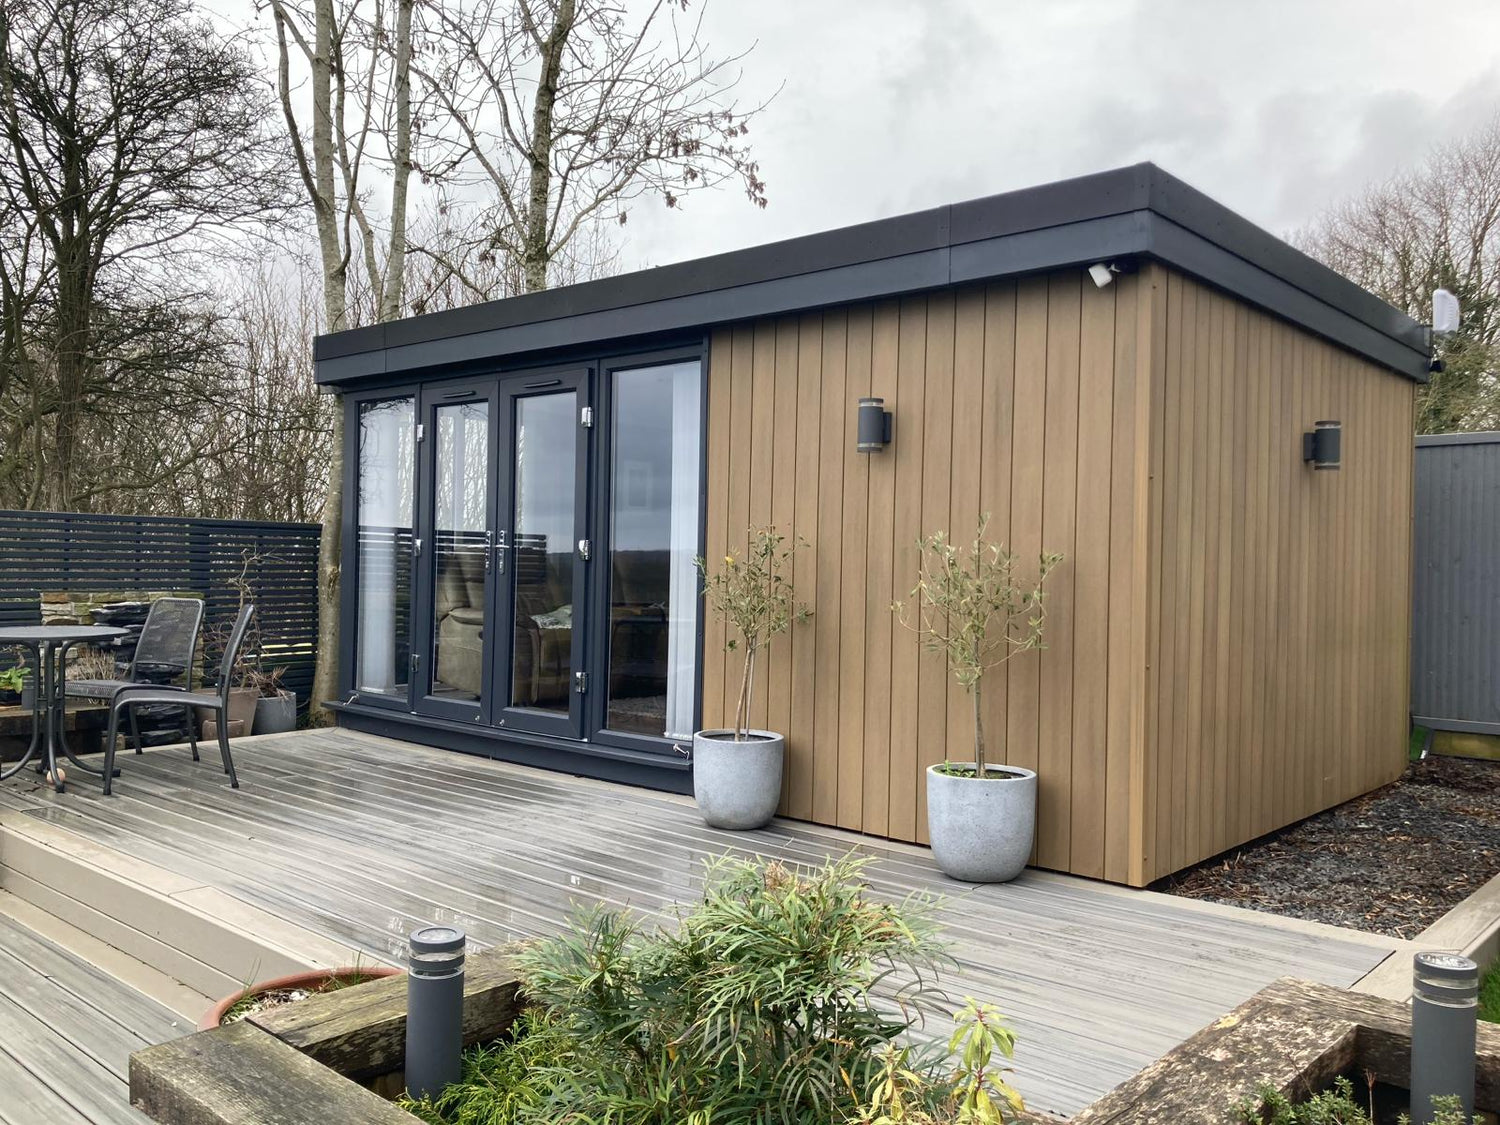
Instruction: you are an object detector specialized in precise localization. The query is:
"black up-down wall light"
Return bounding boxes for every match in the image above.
[858,396,888,450]
[857,397,893,452]
[1303,420,1341,470]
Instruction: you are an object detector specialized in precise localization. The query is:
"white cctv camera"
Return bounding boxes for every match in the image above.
[1089,262,1117,288]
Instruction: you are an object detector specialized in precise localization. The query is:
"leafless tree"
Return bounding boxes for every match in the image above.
[1297,114,1500,433]
[411,0,772,293]
[263,0,416,721]
[0,0,293,509]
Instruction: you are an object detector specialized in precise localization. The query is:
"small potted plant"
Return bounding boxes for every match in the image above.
[692,528,808,830]
[247,659,296,734]
[0,663,30,707]
[895,516,1061,882]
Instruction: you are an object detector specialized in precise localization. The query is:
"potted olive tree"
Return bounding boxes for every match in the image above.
[895,517,1061,882]
[693,528,807,829]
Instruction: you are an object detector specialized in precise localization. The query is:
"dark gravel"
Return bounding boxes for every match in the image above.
[1157,754,1500,938]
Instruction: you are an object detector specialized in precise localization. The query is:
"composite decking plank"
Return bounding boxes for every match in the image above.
[0,914,169,1124]
[0,730,1394,1118]
[99,746,1375,995]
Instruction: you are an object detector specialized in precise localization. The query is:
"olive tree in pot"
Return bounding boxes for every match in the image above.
[692,528,807,830]
[896,517,1061,882]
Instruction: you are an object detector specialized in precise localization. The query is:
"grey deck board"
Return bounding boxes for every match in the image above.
[0,729,1397,1117]
[0,912,178,1124]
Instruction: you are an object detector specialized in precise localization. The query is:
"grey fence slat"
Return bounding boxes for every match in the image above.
[0,510,321,711]
[1412,434,1500,733]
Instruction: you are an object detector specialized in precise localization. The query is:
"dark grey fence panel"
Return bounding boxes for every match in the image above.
[1412,433,1500,734]
[0,511,321,709]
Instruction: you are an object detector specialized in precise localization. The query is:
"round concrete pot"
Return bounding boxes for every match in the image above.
[692,729,784,830]
[199,965,401,1030]
[926,763,1037,883]
[254,691,297,734]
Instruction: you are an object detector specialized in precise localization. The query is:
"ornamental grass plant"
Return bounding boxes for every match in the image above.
[404,854,1022,1125]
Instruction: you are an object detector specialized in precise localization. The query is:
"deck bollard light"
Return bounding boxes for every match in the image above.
[406,925,466,1101]
[1410,951,1477,1125]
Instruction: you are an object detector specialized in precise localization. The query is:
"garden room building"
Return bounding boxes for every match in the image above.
[315,162,1426,887]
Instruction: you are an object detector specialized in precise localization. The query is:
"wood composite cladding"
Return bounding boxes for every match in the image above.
[701,264,1415,885]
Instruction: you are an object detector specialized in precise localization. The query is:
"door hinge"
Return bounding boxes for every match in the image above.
[580,405,594,428]
[412,537,422,557]
[415,422,426,442]
[577,538,591,561]
[574,671,588,694]
[410,653,420,674]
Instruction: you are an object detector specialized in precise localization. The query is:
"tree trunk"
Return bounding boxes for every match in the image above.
[521,0,575,293]
[307,0,346,726]
[972,679,986,778]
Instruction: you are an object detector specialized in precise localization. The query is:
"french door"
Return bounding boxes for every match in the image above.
[492,368,590,739]
[413,378,499,723]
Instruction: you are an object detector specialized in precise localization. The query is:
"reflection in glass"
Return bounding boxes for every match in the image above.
[356,397,415,695]
[511,392,576,713]
[430,400,489,701]
[606,361,701,737]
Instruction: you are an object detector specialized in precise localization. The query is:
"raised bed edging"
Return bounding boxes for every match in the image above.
[132,963,1497,1125]
[129,949,523,1123]
[1070,977,1500,1124]
[1358,869,1500,1000]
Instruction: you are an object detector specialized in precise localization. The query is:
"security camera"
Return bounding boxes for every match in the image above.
[1089,262,1117,288]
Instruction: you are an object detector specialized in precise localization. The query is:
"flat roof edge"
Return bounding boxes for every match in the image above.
[315,163,1429,386]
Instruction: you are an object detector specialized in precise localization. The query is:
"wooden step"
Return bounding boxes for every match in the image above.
[0,809,364,1005]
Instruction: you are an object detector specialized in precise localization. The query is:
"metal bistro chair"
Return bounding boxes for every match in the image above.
[67,596,204,754]
[102,604,254,796]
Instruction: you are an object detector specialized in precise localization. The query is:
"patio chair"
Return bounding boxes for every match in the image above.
[67,596,203,754]
[100,604,253,796]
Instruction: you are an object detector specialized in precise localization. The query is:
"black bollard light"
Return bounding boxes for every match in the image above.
[1410,951,1478,1125]
[405,925,466,1101]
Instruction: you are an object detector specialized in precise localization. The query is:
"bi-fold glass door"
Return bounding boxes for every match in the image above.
[492,368,590,739]
[413,379,499,723]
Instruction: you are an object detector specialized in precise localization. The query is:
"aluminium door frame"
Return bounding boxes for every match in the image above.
[411,375,501,725]
[491,363,594,741]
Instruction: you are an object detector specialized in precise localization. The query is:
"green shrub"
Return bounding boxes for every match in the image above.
[403,854,1022,1125]
[1480,961,1499,1024]
[1236,1077,1469,1125]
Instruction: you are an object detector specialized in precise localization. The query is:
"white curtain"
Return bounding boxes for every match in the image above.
[664,362,702,738]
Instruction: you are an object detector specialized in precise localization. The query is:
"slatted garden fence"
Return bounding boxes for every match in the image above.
[0,511,321,708]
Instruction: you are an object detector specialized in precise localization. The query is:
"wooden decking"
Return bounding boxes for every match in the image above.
[0,906,180,1124]
[0,729,1400,1118]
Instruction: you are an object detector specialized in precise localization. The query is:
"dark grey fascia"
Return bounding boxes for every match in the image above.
[315,162,1430,387]
[1415,431,1500,447]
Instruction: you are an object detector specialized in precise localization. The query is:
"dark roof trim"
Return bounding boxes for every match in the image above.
[316,163,1429,386]
[1416,432,1500,447]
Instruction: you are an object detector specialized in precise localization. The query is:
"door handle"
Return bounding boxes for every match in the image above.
[494,530,509,575]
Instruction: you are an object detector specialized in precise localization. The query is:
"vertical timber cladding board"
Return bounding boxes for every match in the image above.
[1137,269,1415,884]
[703,266,1153,880]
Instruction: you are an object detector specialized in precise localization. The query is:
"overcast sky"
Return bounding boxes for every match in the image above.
[223,0,1500,276]
[609,0,1500,271]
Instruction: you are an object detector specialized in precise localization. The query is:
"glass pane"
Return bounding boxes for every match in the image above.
[356,397,415,696]
[606,361,701,737]
[431,400,490,701]
[511,392,576,712]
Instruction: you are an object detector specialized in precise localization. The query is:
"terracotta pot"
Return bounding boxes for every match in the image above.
[196,687,259,739]
[199,965,401,1031]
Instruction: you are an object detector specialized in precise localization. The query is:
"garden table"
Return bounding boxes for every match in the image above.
[0,625,128,792]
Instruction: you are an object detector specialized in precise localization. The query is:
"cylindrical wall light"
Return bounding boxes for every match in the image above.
[406,924,467,1100]
[857,397,892,453]
[1302,420,1341,469]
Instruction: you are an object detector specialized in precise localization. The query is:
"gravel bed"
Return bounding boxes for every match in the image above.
[1157,754,1500,938]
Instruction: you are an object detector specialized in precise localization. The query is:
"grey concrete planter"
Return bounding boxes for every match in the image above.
[926,763,1037,883]
[692,729,784,830]
[254,691,297,734]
